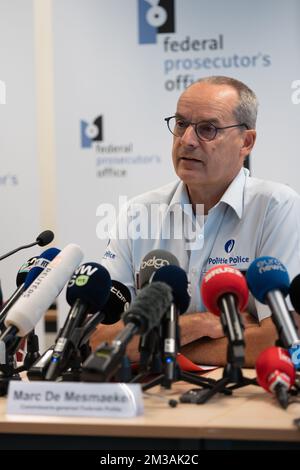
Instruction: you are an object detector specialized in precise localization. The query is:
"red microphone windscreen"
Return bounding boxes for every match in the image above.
[256,346,295,393]
[201,265,249,316]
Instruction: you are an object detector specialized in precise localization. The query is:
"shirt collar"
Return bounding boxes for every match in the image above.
[170,181,190,207]
[169,167,249,219]
[169,181,193,218]
[217,167,248,219]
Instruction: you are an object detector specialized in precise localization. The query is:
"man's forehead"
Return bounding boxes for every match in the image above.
[177,83,238,118]
[180,82,237,99]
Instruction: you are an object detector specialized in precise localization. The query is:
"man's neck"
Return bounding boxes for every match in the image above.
[186,179,233,215]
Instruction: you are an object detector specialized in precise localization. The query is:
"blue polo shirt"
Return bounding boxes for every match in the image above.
[101,168,300,321]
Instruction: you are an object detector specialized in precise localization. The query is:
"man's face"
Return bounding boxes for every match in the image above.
[172,82,254,190]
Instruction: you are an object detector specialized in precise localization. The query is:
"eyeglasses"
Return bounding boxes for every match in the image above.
[164,116,249,142]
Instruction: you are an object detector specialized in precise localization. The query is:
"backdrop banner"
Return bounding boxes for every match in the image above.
[52,0,300,319]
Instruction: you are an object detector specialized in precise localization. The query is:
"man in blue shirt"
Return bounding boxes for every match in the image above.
[92,76,300,366]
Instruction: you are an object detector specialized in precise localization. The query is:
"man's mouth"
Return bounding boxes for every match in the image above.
[180,157,203,163]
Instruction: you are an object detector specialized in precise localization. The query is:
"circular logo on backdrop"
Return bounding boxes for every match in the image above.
[146,5,167,27]
[85,123,99,139]
[224,239,235,254]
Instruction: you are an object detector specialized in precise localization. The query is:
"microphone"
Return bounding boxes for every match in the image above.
[29,279,130,381]
[0,230,54,261]
[36,230,54,246]
[99,280,131,324]
[152,265,190,314]
[289,275,300,313]
[16,256,39,286]
[80,280,131,345]
[256,346,296,409]
[0,256,37,333]
[138,249,180,366]
[0,244,83,342]
[151,265,190,379]
[0,249,60,333]
[246,256,300,349]
[23,247,60,289]
[201,265,248,366]
[81,282,173,381]
[287,275,300,369]
[45,262,111,381]
[139,249,180,288]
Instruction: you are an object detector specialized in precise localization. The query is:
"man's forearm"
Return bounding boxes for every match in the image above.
[180,318,277,367]
[89,313,276,366]
[89,312,223,362]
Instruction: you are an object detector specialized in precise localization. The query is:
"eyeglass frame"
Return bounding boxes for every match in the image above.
[164,115,249,142]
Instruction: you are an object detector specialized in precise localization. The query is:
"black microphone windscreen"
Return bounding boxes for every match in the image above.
[36,230,54,247]
[66,263,111,314]
[122,282,173,334]
[139,249,179,288]
[152,265,190,314]
[289,274,300,313]
[101,280,131,325]
[16,256,39,287]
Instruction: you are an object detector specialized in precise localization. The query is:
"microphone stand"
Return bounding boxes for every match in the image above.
[275,337,300,406]
[14,329,40,373]
[0,329,41,395]
[131,305,218,392]
[185,341,257,404]
[55,311,109,382]
[180,294,263,404]
[0,335,22,396]
[186,304,259,404]
[59,343,88,381]
[0,241,38,261]
[190,335,298,406]
[131,327,163,383]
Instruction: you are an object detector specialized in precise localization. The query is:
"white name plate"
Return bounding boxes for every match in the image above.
[7,381,144,418]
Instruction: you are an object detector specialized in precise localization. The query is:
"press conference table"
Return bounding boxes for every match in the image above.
[0,368,299,450]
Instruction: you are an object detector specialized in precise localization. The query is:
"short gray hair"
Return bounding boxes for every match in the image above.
[197,76,258,129]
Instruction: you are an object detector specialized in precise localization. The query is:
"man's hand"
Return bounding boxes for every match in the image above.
[241,312,259,328]
[179,310,260,347]
[181,317,277,367]
[179,311,225,346]
[201,312,224,339]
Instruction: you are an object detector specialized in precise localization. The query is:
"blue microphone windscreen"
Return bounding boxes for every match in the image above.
[246,256,290,304]
[152,264,190,314]
[24,247,61,289]
[66,262,111,313]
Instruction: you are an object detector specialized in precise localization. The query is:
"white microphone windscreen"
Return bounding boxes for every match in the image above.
[4,244,83,336]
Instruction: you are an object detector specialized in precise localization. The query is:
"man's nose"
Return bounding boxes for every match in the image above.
[179,124,199,146]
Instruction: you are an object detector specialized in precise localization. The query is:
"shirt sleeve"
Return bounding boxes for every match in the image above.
[254,190,300,321]
[101,202,137,302]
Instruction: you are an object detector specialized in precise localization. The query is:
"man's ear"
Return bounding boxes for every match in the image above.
[241,130,256,159]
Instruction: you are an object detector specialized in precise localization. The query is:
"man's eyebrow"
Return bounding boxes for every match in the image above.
[174,113,187,119]
[204,118,221,126]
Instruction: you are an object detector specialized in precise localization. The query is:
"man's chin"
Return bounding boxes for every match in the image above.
[176,168,205,185]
